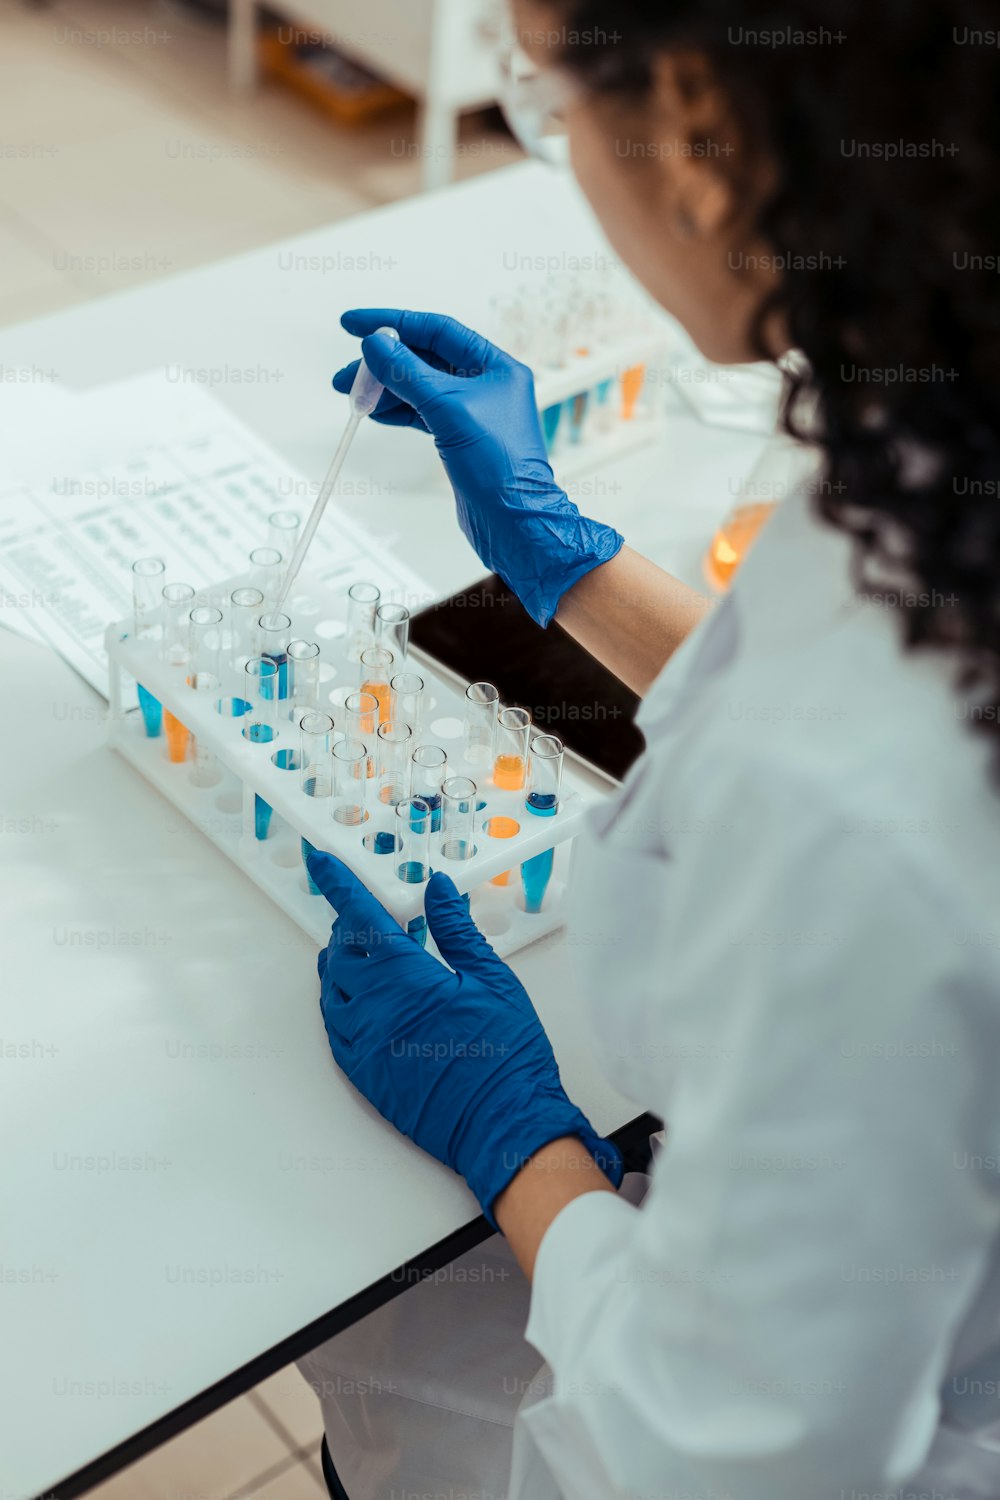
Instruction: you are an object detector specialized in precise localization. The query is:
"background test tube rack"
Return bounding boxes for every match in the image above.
[105,573,602,960]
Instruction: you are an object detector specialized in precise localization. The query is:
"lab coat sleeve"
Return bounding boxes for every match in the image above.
[521,780,1000,1500]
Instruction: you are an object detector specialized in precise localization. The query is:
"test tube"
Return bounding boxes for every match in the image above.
[300,711,334,799]
[521,734,564,913]
[376,602,410,664]
[493,706,531,790]
[188,606,223,692]
[229,587,264,669]
[287,639,321,723]
[161,582,195,764]
[440,776,477,863]
[376,721,413,807]
[259,611,291,699]
[243,657,279,840]
[331,737,369,825]
[464,682,499,768]
[267,509,301,557]
[131,557,164,738]
[390,672,425,734]
[344,690,378,776]
[411,745,447,832]
[359,645,394,725]
[346,581,380,661]
[396,797,432,884]
[188,606,224,787]
[250,547,283,606]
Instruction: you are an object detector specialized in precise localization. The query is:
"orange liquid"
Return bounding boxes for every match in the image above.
[493,754,525,791]
[164,710,190,764]
[485,815,520,887]
[360,679,392,726]
[704,502,778,591]
[621,363,645,420]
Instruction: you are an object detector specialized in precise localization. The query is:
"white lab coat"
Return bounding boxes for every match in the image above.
[301,482,1000,1500]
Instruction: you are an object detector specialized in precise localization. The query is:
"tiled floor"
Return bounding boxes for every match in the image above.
[0,0,521,327]
[1,1,518,1494]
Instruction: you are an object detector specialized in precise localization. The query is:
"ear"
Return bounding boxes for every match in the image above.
[648,52,744,241]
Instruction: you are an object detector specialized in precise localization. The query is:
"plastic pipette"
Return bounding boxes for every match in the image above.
[274,326,399,612]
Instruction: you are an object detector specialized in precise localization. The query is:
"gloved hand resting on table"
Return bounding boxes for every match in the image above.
[333,308,624,628]
[307,850,623,1227]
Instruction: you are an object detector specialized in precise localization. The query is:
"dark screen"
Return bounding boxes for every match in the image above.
[409,575,645,783]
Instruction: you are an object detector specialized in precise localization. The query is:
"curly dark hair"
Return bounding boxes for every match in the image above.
[544,0,1000,757]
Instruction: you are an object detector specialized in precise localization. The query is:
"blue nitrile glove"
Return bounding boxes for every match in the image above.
[307,850,624,1226]
[333,308,624,627]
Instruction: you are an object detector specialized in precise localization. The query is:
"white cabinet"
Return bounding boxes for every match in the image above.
[229,0,502,189]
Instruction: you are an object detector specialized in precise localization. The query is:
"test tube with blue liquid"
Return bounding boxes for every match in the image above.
[396,796,432,947]
[411,745,447,833]
[243,656,278,840]
[259,611,291,699]
[521,734,563,914]
[299,710,333,890]
[131,557,164,738]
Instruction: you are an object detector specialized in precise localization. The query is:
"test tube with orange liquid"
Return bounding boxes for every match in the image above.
[161,582,195,764]
[491,707,532,885]
[704,502,778,591]
[359,645,394,726]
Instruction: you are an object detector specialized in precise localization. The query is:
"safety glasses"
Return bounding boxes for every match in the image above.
[497,40,579,167]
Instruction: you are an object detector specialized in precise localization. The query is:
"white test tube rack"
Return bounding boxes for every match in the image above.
[105,574,599,960]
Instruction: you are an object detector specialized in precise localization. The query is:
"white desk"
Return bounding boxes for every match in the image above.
[0,162,769,1500]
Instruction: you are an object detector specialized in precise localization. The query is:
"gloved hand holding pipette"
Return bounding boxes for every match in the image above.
[332,309,624,627]
[307,851,624,1227]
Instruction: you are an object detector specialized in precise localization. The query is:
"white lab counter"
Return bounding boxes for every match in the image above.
[0,161,770,1500]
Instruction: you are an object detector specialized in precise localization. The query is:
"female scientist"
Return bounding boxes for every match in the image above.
[300,2,1000,1497]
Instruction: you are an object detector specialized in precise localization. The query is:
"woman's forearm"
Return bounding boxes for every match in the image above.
[556,545,712,696]
[494,1137,617,1280]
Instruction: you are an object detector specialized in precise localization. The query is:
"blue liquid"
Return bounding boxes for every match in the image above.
[263,651,288,700]
[417,793,442,833]
[595,376,614,405]
[521,848,554,914]
[373,831,396,855]
[541,402,563,452]
[302,838,319,893]
[255,795,273,841]
[243,722,276,744]
[406,915,428,948]
[526,792,558,817]
[217,696,251,719]
[397,859,429,885]
[568,391,590,445]
[137,683,162,738]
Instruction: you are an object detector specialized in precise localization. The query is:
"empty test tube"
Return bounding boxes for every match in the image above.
[229,587,264,669]
[267,510,301,557]
[188,606,224,787]
[411,745,447,832]
[259,611,291,699]
[359,645,394,725]
[464,681,499,768]
[521,734,563,913]
[440,776,477,862]
[331,737,369,825]
[376,721,413,807]
[250,547,284,606]
[493,706,531,790]
[161,582,195,764]
[376,602,410,664]
[300,711,334,799]
[243,657,279,840]
[390,672,425,734]
[287,639,321,722]
[131,557,164,738]
[346,581,380,661]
